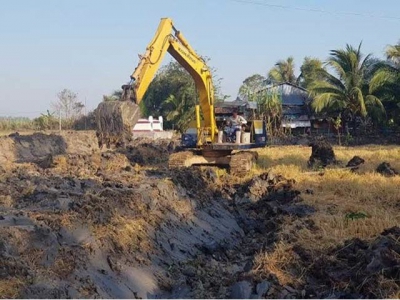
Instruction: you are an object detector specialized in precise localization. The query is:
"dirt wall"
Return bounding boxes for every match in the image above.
[0,131,99,167]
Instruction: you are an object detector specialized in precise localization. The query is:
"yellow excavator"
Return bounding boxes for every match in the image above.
[95,17,267,175]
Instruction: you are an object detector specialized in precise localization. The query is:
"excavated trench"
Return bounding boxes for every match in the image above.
[0,132,399,299]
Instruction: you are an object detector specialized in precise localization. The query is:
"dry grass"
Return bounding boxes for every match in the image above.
[0,195,13,207]
[253,241,304,286]
[254,144,400,250]
[0,130,36,137]
[251,144,400,288]
[93,215,150,254]
[0,278,25,299]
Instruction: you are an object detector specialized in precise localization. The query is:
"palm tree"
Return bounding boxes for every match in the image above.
[309,42,384,129]
[256,90,282,135]
[162,92,195,132]
[297,57,325,89]
[267,57,297,84]
[386,43,400,65]
[369,42,400,124]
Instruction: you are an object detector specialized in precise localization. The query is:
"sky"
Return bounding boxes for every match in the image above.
[0,0,399,118]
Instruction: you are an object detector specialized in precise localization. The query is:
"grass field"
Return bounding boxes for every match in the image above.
[254,145,400,249]
[248,145,400,294]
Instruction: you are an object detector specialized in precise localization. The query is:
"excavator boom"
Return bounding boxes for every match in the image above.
[95,18,217,148]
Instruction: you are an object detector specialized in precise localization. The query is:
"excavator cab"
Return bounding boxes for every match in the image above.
[94,17,268,175]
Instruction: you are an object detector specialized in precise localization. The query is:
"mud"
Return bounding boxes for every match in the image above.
[95,101,141,148]
[0,131,99,169]
[0,132,398,299]
[346,155,365,170]
[122,138,181,166]
[376,162,399,177]
[308,140,336,168]
[0,159,243,298]
[290,227,400,298]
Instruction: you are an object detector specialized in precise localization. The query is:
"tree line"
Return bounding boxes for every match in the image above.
[4,41,398,135]
[112,41,399,134]
[0,89,93,132]
[239,41,400,134]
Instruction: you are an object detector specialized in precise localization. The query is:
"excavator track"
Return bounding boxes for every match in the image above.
[168,151,195,169]
[229,151,258,177]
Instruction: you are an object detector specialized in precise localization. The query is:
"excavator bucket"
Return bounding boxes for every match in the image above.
[94,101,141,148]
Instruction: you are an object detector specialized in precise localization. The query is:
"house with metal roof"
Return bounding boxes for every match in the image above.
[255,82,312,130]
[214,96,257,122]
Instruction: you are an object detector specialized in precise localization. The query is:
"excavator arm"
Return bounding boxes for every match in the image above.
[96,18,217,148]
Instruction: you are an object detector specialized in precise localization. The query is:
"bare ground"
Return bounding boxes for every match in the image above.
[0,131,399,299]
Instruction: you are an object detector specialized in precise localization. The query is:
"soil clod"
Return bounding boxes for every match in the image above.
[346,155,365,170]
[308,140,336,168]
[376,162,399,177]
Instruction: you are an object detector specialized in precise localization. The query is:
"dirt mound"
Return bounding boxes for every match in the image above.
[227,171,298,204]
[346,155,365,169]
[51,152,131,178]
[294,227,400,298]
[2,133,398,298]
[0,155,242,298]
[0,131,99,168]
[376,162,399,177]
[308,140,336,168]
[121,138,181,166]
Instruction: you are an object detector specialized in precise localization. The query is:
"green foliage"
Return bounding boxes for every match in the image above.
[345,211,369,221]
[33,110,58,130]
[386,42,400,65]
[370,42,400,125]
[344,132,354,145]
[256,90,282,118]
[141,59,225,132]
[72,111,96,130]
[254,90,283,136]
[297,57,325,89]
[333,113,342,145]
[162,94,195,132]
[0,117,34,131]
[309,42,385,123]
[238,74,266,99]
[267,56,297,84]
[140,61,197,131]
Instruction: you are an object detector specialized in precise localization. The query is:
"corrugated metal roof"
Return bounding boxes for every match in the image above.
[214,98,257,109]
[256,82,311,106]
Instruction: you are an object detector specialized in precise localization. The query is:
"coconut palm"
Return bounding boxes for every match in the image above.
[369,42,400,123]
[267,57,297,84]
[297,57,325,89]
[386,43,400,65]
[162,90,196,132]
[309,43,384,122]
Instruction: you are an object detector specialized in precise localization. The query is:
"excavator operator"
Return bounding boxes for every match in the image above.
[229,111,247,132]
[226,111,247,142]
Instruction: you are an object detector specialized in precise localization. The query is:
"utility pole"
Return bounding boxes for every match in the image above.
[84,97,87,130]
